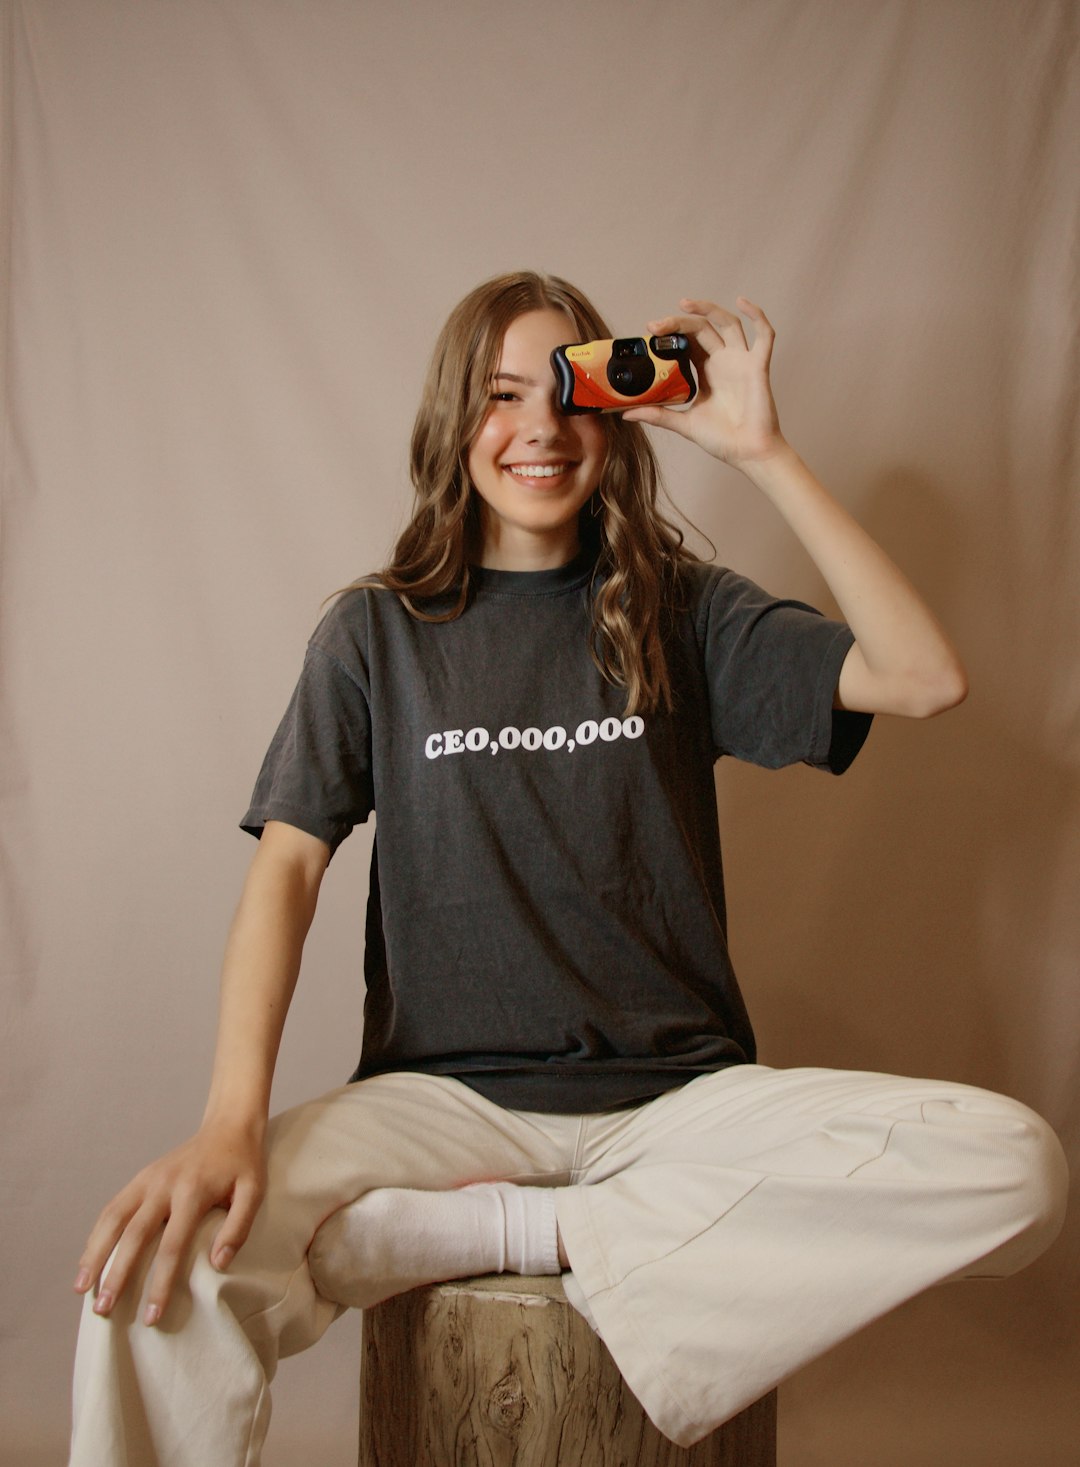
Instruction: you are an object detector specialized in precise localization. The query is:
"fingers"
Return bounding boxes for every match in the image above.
[647,297,773,362]
[88,1197,169,1320]
[622,403,698,440]
[74,1184,146,1303]
[210,1175,264,1273]
[649,310,728,357]
[141,1176,263,1322]
[84,1190,224,1326]
[680,298,749,352]
[75,1171,264,1325]
[138,1189,223,1325]
[102,1182,186,1318]
[733,296,775,366]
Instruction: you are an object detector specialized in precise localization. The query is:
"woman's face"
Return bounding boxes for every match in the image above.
[467,308,608,570]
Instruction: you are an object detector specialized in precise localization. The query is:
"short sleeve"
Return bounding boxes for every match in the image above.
[698,569,872,774]
[239,641,374,854]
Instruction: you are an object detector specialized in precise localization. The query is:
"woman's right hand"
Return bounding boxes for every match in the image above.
[73,1115,267,1326]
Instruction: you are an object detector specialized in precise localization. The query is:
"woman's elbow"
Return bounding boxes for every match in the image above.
[838,644,969,718]
[907,658,969,718]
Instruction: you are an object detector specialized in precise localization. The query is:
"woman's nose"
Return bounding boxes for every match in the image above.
[524,395,564,443]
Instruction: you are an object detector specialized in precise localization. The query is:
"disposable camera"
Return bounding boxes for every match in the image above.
[551,334,697,414]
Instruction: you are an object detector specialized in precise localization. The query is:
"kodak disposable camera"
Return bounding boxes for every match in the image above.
[551,334,697,414]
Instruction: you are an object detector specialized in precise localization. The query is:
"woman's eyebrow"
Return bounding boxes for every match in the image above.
[493,371,539,386]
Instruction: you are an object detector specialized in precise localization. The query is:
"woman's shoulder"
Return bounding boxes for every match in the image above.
[672,559,792,647]
[308,577,400,661]
[673,558,738,616]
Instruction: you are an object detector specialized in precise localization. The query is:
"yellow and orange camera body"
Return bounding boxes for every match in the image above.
[551,334,697,414]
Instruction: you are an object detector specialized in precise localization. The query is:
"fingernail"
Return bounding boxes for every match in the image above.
[143,1303,161,1327]
[74,1269,91,1292]
[213,1245,235,1271]
[93,1291,113,1316]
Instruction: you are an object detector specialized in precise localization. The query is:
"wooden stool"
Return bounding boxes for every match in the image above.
[359,1273,777,1466]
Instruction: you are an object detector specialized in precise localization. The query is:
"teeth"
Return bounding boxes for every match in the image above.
[507,464,568,478]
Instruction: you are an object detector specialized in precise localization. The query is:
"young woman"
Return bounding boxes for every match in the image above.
[70,273,1068,1463]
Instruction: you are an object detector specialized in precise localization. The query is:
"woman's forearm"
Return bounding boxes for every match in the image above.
[202,821,330,1131]
[743,443,968,718]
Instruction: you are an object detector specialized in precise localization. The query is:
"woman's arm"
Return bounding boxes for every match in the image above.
[74,819,330,1325]
[625,298,968,718]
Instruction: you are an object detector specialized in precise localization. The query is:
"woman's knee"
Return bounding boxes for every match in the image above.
[956,1094,1070,1276]
[1006,1104,1069,1263]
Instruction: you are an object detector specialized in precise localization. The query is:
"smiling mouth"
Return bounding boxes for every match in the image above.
[504,462,575,480]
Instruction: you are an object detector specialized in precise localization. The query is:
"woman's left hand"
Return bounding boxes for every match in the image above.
[623,298,786,469]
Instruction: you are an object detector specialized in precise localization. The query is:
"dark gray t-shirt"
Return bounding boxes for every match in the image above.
[241,553,871,1112]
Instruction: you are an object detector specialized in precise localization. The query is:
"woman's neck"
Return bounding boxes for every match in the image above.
[475,521,581,572]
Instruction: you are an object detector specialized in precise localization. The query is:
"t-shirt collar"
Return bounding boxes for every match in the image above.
[468,545,598,598]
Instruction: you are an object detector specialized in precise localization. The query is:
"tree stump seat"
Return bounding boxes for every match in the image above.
[359,1273,777,1466]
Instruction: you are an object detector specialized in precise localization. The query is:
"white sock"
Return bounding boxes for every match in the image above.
[307,1182,561,1310]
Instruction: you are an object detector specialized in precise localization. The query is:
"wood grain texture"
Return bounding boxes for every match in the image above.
[359,1275,776,1467]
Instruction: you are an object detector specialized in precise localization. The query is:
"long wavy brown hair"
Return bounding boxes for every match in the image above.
[361,271,698,713]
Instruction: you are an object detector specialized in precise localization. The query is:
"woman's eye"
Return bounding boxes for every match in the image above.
[490,391,519,403]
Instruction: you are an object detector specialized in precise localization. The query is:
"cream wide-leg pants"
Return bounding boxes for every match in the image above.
[69,1065,1068,1463]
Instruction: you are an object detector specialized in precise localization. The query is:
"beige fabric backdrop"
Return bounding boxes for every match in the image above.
[1,1,1076,1463]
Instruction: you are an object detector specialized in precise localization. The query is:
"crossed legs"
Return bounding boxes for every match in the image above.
[70,1065,1068,1462]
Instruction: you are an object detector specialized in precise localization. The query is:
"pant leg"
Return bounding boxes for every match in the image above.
[69,1073,575,1467]
[554,1065,1069,1448]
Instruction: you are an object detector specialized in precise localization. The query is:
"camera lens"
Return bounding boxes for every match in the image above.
[607,353,657,396]
[607,341,656,397]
